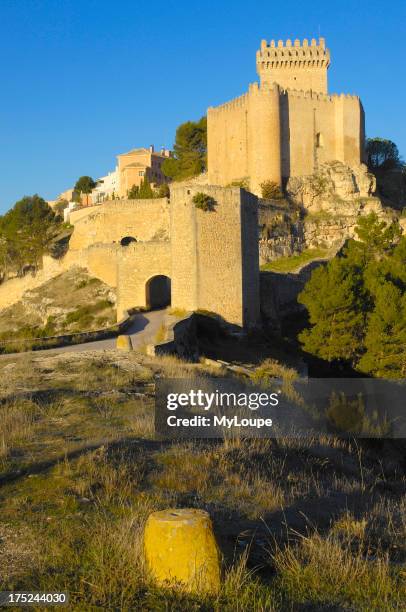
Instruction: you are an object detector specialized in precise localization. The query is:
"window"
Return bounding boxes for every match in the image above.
[139,171,144,176]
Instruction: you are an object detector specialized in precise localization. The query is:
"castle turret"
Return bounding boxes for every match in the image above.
[248,82,281,192]
[256,37,330,93]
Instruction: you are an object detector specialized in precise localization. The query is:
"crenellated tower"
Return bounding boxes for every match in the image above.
[208,36,364,194]
[256,37,330,93]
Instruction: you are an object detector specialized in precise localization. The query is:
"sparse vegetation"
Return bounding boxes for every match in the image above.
[261,247,330,273]
[0,350,405,609]
[227,178,249,189]
[260,180,284,200]
[193,192,216,212]
[0,269,116,350]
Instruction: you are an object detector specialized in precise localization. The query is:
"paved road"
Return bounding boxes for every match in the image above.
[1,308,169,357]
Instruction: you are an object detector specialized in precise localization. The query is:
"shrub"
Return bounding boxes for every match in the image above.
[156,183,170,198]
[127,184,139,199]
[192,192,216,212]
[260,180,284,200]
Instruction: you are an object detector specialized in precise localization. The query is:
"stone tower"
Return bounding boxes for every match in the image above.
[256,37,331,93]
[208,36,365,194]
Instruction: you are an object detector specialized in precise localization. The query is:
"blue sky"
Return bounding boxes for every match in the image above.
[0,0,405,213]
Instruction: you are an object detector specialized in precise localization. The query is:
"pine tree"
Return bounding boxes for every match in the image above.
[298,257,366,362]
[298,214,405,375]
[162,117,207,181]
[358,281,406,378]
[358,237,406,377]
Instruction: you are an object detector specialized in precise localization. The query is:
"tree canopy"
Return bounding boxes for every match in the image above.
[366,138,402,172]
[162,117,207,181]
[0,195,62,280]
[298,213,406,377]
[74,176,96,194]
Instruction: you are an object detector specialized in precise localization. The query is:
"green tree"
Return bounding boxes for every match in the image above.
[74,176,96,194]
[345,212,401,267]
[137,178,154,199]
[357,237,406,377]
[298,257,366,362]
[162,116,207,181]
[358,280,406,377]
[298,213,405,375]
[74,176,96,206]
[366,138,402,171]
[0,195,58,275]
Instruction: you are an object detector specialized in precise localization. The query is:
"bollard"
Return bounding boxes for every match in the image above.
[116,335,132,351]
[144,508,221,593]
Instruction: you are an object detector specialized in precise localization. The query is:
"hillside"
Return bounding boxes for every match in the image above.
[0,349,405,609]
[0,268,116,345]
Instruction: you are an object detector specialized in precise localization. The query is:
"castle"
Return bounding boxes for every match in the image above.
[0,36,378,332]
[208,38,365,194]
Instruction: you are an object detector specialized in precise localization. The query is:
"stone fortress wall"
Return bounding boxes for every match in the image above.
[69,198,170,251]
[0,186,261,330]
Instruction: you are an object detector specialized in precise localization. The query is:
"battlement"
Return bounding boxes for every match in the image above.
[208,91,250,113]
[280,87,359,102]
[208,82,281,114]
[257,36,330,93]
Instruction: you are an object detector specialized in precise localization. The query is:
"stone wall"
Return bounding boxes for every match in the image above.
[0,187,261,331]
[170,184,260,328]
[116,242,171,319]
[69,198,170,251]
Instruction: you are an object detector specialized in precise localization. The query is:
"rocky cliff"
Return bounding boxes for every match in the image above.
[259,161,397,265]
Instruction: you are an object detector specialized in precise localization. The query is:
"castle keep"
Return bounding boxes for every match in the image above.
[208,38,365,194]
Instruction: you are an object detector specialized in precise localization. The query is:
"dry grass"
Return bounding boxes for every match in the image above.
[0,349,405,609]
[273,527,406,610]
[0,399,38,459]
[154,322,167,344]
[151,441,285,518]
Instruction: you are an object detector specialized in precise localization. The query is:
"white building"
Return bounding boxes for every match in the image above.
[91,168,119,203]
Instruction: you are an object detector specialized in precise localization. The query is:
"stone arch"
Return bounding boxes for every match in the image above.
[145,274,171,309]
[120,236,137,246]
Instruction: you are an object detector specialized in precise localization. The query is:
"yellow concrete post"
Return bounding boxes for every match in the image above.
[144,508,221,593]
[116,335,132,351]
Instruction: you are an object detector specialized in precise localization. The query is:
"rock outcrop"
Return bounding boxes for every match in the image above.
[259,162,397,264]
[286,161,378,213]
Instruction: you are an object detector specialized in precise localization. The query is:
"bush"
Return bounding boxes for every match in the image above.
[192,192,216,212]
[260,181,284,200]
[127,184,139,199]
[156,183,170,198]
